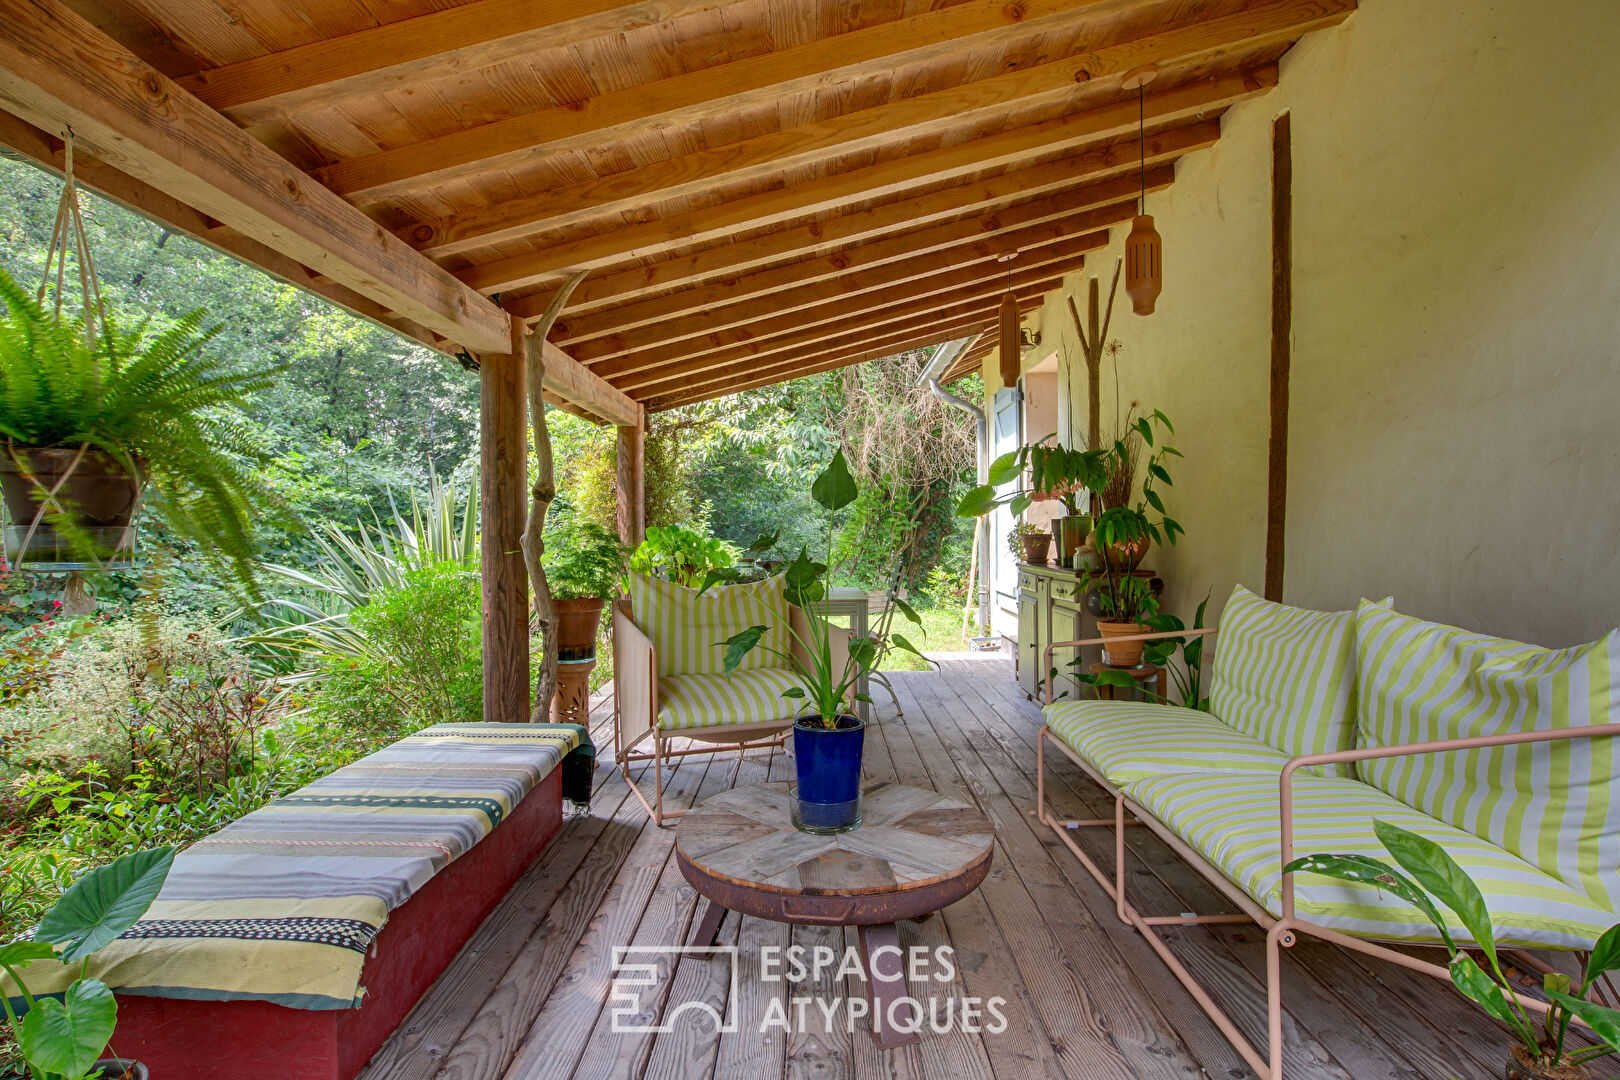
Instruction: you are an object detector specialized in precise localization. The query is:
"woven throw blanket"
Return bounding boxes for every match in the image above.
[8,722,589,1010]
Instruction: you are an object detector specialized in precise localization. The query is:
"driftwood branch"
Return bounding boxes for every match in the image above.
[1066,259,1123,452]
[520,271,588,723]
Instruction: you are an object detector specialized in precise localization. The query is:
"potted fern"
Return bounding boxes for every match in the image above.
[0,270,279,596]
[541,520,630,660]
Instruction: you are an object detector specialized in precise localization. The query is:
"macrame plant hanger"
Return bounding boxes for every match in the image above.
[8,130,141,614]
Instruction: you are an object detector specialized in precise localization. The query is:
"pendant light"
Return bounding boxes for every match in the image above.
[997,253,1021,389]
[1122,65,1162,315]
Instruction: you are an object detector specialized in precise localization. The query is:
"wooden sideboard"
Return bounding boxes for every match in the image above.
[1013,562,1159,702]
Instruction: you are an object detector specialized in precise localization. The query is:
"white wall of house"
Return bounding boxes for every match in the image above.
[986,0,1620,646]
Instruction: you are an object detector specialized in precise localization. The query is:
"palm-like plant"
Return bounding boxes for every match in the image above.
[0,268,281,596]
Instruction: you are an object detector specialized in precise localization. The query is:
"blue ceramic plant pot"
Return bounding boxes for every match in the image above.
[792,715,866,832]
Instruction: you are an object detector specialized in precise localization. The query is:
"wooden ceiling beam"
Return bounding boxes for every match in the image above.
[0,0,511,356]
[176,0,738,127]
[315,0,1128,201]
[459,66,1276,295]
[600,253,1084,388]
[551,179,1168,347]
[619,288,1053,397]
[410,0,1347,253]
[510,127,1213,321]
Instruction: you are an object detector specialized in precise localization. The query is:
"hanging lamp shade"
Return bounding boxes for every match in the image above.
[997,289,1021,388]
[1124,214,1162,315]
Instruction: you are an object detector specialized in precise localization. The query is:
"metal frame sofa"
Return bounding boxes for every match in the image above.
[614,571,849,825]
[1037,584,1620,1080]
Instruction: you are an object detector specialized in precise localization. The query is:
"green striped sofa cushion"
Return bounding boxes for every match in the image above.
[1354,602,1620,913]
[657,668,803,731]
[628,571,789,677]
[1208,586,1389,775]
[1125,771,1615,950]
[1045,700,1291,784]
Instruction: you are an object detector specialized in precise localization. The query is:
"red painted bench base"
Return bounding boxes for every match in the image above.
[107,767,565,1080]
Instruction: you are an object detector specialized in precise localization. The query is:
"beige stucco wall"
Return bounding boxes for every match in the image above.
[988,0,1620,646]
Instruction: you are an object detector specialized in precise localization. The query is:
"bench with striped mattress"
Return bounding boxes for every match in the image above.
[1036,584,1620,1079]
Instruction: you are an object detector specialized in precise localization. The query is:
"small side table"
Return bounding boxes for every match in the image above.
[1088,662,1167,702]
[820,587,871,721]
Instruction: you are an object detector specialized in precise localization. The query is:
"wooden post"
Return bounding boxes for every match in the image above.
[616,407,646,548]
[1264,112,1292,603]
[480,317,530,723]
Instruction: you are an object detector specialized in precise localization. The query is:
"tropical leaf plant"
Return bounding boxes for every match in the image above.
[0,268,285,598]
[1284,820,1620,1073]
[719,449,935,726]
[0,847,174,1080]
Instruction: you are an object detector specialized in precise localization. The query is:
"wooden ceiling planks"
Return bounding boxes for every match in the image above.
[0,0,1354,418]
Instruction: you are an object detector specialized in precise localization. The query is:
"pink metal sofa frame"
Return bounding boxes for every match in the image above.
[1035,626,1620,1080]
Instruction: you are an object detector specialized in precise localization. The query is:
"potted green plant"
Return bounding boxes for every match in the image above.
[1093,409,1180,573]
[1008,521,1051,565]
[719,450,933,833]
[957,436,1109,569]
[0,270,280,596]
[1,846,174,1080]
[626,524,737,588]
[541,520,630,661]
[1286,821,1620,1080]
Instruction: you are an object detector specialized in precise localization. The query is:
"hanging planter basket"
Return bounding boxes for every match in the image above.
[0,445,143,568]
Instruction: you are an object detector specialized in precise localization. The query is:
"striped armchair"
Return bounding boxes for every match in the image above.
[613,572,849,825]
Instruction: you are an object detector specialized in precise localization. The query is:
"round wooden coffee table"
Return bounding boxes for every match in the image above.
[675,781,994,1048]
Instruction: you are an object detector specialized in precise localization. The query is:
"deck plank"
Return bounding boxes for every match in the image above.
[357,667,1528,1080]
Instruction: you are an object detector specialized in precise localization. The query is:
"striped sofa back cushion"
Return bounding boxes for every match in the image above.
[628,571,790,677]
[1208,585,1379,771]
[1354,601,1620,912]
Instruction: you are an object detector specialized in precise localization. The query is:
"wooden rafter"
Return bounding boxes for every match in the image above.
[404,0,1348,254]
[314,0,1131,201]
[456,68,1276,294]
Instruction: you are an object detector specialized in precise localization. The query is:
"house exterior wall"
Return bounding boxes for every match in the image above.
[986,0,1620,645]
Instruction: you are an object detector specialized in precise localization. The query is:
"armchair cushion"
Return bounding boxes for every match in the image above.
[1045,700,1291,784]
[657,668,804,731]
[1353,602,1620,911]
[1125,771,1615,950]
[1208,586,1389,775]
[628,571,789,676]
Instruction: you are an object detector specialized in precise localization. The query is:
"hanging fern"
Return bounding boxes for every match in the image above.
[0,267,286,597]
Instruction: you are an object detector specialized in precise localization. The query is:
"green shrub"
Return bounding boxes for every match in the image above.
[308,561,481,732]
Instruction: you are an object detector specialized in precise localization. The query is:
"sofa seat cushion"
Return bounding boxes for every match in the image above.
[1125,771,1615,950]
[1353,602,1620,914]
[1208,586,1392,776]
[628,571,789,676]
[658,668,803,731]
[1046,700,1292,784]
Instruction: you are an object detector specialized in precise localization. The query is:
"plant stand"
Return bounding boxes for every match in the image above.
[550,657,595,725]
[1087,661,1166,701]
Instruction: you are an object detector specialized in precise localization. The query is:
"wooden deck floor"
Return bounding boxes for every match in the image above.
[358,656,1521,1080]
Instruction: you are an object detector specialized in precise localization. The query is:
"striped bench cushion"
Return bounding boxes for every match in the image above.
[1354,602,1620,913]
[1125,771,1614,950]
[658,668,803,731]
[1208,586,1389,776]
[628,571,789,677]
[1045,700,1291,785]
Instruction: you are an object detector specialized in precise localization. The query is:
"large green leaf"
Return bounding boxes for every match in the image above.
[1281,852,1457,952]
[696,566,743,595]
[890,634,937,668]
[847,637,878,673]
[986,450,1023,486]
[1450,953,1521,1029]
[720,626,767,675]
[0,942,59,968]
[1547,989,1620,1054]
[955,486,1000,518]
[37,847,173,963]
[810,449,858,512]
[1374,820,1494,963]
[890,595,923,628]
[1586,923,1620,983]
[16,978,118,1079]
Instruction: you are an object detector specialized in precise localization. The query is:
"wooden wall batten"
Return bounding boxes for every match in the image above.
[1264,111,1292,603]
[480,317,530,724]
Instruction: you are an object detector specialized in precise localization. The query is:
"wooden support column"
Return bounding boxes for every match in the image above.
[480,316,530,723]
[1264,112,1292,603]
[616,407,646,548]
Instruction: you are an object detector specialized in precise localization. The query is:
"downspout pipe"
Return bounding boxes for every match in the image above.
[919,337,992,636]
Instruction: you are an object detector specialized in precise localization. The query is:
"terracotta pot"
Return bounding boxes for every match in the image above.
[92,1061,148,1080]
[0,446,141,564]
[1506,1044,1592,1080]
[1096,620,1152,668]
[1055,515,1092,568]
[552,597,606,662]
[1020,533,1051,564]
[1095,531,1146,573]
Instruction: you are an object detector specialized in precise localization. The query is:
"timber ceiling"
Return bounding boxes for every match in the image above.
[6,0,1352,414]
